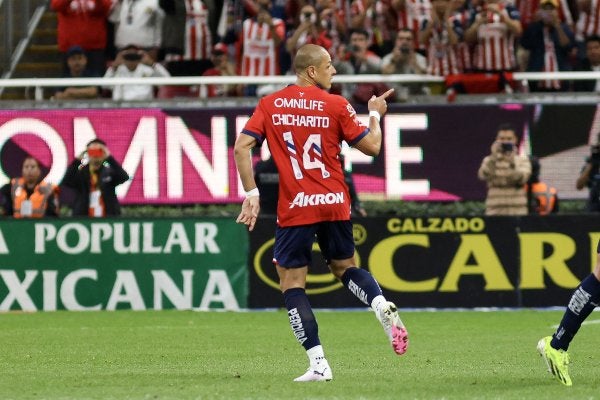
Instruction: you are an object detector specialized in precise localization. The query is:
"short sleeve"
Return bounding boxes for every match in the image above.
[337,99,369,146]
[241,100,267,144]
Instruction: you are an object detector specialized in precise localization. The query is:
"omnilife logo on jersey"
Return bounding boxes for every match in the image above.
[289,192,344,208]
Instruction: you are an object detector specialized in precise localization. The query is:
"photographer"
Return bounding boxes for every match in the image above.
[576,143,600,212]
[334,29,388,103]
[478,123,531,215]
[61,139,129,217]
[103,44,170,101]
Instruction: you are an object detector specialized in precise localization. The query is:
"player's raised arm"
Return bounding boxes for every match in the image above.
[233,133,260,231]
[353,89,395,156]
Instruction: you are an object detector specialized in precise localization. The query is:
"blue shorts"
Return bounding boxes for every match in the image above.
[273,221,355,268]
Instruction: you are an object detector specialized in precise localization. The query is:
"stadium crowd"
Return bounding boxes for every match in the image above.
[48,0,600,101]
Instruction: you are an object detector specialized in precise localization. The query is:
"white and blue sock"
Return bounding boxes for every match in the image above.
[552,274,600,350]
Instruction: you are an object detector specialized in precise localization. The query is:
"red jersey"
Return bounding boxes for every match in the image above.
[242,85,370,227]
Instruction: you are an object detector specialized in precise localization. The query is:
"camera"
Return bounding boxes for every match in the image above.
[123,52,142,61]
[501,142,514,152]
[304,12,312,18]
[400,47,410,55]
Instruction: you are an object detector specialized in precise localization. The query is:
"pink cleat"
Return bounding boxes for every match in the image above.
[378,302,409,355]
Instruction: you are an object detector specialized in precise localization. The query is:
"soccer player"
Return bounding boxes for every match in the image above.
[537,239,600,386]
[233,43,409,382]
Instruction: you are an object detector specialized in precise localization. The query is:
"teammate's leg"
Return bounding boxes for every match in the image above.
[538,240,600,386]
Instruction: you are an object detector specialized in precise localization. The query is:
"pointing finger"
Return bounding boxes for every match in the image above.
[378,88,395,100]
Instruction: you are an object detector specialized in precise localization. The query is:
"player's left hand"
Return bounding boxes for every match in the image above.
[236,196,261,231]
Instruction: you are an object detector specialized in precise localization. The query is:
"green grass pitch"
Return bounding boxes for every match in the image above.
[0,309,599,399]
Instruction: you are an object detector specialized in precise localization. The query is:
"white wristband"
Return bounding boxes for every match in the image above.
[245,188,260,198]
[369,110,381,122]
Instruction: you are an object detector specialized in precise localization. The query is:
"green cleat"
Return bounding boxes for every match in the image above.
[537,336,572,386]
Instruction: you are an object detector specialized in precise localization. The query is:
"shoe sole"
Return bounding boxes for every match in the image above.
[537,338,552,373]
[392,325,409,355]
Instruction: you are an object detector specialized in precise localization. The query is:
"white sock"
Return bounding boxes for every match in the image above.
[307,345,325,366]
[371,295,387,315]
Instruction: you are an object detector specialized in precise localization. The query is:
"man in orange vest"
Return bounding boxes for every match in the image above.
[0,156,59,218]
[526,155,559,215]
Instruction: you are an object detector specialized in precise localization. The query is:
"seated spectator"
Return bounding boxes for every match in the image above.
[61,139,129,217]
[200,43,242,97]
[519,0,575,91]
[103,45,171,101]
[0,157,59,218]
[381,29,428,100]
[574,35,600,92]
[51,0,112,76]
[334,28,388,102]
[349,0,397,56]
[53,45,100,100]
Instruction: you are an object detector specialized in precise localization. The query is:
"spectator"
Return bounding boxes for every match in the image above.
[419,0,462,76]
[200,42,242,97]
[465,0,522,73]
[103,45,171,101]
[53,45,100,100]
[477,123,532,215]
[519,0,575,91]
[382,29,428,101]
[334,28,387,102]
[349,0,397,56]
[573,35,600,91]
[316,0,348,60]
[0,157,59,218]
[392,0,433,50]
[285,4,332,58]
[51,0,112,76]
[109,0,165,61]
[160,0,213,62]
[238,0,286,96]
[575,141,600,212]
[61,139,129,217]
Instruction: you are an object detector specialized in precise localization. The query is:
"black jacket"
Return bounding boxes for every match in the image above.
[61,156,129,216]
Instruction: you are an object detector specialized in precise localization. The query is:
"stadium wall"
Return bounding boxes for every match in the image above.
[0,216,597,311]
[248,215,600,309]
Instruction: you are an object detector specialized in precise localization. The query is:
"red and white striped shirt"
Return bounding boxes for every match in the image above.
[422,19,461,75]
[470,5,521,71]
[240,17,285,76]
[576,0,600,40]
[397,0,432,48]
[183,0,212,60]
[517,0,573,30]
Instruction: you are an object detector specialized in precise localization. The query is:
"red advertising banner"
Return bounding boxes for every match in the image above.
[0,103,594,204]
